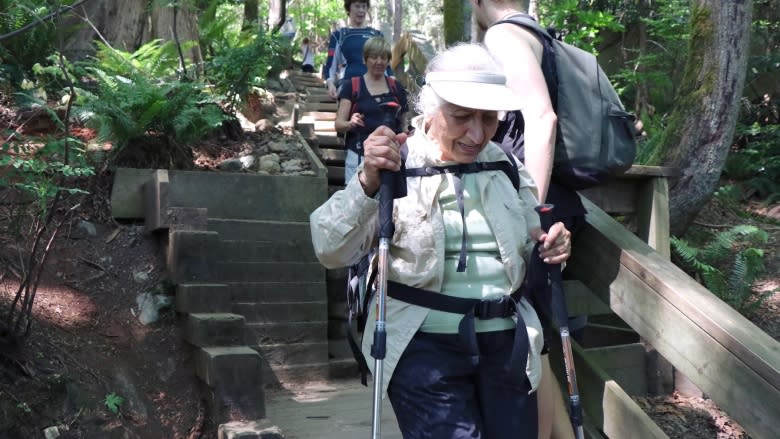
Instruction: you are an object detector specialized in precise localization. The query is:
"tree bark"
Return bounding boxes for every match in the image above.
[442,0,469,46]
[60,0,201,66]
[657,0,752,235]
[61,0,149,55]
[243,0,259,31]
[269,0,287,33]
[393,0,403,42]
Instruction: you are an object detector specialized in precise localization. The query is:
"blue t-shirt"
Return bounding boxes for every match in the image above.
[339,76,409,153]
[324,27,394,82]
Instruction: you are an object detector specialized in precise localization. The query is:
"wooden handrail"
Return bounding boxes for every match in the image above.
[569,197,780,439]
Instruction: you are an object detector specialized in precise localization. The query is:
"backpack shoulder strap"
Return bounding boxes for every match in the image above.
[501,149,520,192]
[491,13,558,110]
[386,76,397,94]
[405,158,519,191]
[491,13,551,44]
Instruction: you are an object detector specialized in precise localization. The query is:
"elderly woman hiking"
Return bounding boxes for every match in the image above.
[311,43,571,438]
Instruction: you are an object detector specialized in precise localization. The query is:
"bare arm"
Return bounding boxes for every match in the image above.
[485,24,557,203]
[335,98,365,134]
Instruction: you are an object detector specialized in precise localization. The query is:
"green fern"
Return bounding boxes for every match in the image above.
[671,225,773,314]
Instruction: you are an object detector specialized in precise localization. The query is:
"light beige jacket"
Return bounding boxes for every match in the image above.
[310,117,544,396]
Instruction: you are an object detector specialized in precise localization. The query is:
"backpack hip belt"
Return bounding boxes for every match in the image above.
[388,280,531,388]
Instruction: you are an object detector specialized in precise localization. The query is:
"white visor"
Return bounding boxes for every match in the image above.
[425,71,523,111]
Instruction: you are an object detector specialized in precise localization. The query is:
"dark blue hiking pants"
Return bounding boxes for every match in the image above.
[387,329,538,439]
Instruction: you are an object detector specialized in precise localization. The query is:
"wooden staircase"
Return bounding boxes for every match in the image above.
[134,142,331,426]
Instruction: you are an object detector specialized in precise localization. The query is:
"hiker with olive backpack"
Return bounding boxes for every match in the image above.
[473,0,638,438]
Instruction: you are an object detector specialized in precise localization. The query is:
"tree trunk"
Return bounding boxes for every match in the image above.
[243,0,259,31]
[148,2,203,69]
[442,0,469,46]
[60,0,201,66]
[61,0,149,55]
[657,0,752,236]
[269,0,287,33]
[393,0,403,42]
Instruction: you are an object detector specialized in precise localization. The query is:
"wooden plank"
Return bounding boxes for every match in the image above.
[583,343,647,396]
[316,134,344,147]
[304,94,336,103]
[635,177,670,259]
[580,181,637,214]
[318,147,346,164]
[602,381,668,439]
[303,111,336,121]
[305,91,331,100]
[263,381,402,438]
[549,337,668,438]
[562,280,612,317]
[305,102,339,112]
[622,165,681,178]
[327,166,345,186]
[567,197,780,439]
[314,120,336,132]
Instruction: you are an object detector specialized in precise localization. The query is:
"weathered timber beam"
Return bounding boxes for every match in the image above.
[568,196,780,439]
[548,338,667,438]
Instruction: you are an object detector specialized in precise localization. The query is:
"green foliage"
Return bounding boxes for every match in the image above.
[74,42,225,164]
[537,0,625,54]
[83,71,224,158]
[725,110,780,204]
[103,392,124,415]
[672,225,774,314]
[200,2,247,50]
[1,94,94,214]
[720,9,780,204]
[204,30,287,111]
[0,0,60,77]
[91,39,186,79]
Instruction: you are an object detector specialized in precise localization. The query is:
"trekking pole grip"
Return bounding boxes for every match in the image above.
[535,203,555,236]
[379,170,396,240]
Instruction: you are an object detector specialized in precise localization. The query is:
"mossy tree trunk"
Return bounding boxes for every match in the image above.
[653,0,752,235]
[442,0,470,46]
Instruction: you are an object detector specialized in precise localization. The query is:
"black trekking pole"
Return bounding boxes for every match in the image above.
[371,101,405,438]
[535,204,585,439]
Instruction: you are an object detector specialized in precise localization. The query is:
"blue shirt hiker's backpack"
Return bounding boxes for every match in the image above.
[492,14,637,191]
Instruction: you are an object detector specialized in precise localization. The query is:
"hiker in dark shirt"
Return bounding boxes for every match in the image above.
[323,0,393,100]
[335,36,409,184]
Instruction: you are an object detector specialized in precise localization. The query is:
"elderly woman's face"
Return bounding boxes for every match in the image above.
[427,102,499,163]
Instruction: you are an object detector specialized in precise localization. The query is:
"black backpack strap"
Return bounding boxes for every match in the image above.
[345,256,376,386]
[388,280,531,388]
[405,160,519,191]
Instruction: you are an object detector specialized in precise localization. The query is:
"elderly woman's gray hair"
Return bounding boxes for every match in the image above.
[415,43,504,117]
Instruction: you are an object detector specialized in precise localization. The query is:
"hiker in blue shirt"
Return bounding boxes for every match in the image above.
[323,0,393,100]
[335,36,409,184]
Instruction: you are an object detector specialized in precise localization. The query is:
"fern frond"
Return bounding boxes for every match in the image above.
[727,253,748,295]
